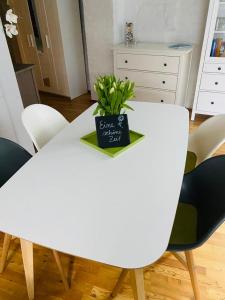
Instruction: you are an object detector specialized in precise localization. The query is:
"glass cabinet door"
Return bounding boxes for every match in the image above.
[206,0,225,62]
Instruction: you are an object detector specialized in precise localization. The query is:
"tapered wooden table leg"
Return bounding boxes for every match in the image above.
[20,239,34,300]
[52,250,69,291]
[111,269,129,298]
[185,251,201,300]
[130,269,145,300]
[0,234,12,273]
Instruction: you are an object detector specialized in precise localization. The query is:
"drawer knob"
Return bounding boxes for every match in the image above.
[125,76,128,80]
[161,100,164,103]
[162,81,166,84]
[125,60,128,63]
[164,63,167,67]
[218,67,222,71]
[215,82,219,85]
[211,101,214,105]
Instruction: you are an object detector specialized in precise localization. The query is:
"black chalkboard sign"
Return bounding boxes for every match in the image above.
[95,114,130,148]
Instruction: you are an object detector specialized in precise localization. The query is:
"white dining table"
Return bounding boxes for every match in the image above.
[0,102,189,300]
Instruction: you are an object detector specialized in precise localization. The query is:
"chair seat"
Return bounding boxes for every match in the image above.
[185,151,197,174]
[169,203,198,247]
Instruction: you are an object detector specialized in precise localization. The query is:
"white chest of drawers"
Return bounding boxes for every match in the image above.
[113,43,193,106]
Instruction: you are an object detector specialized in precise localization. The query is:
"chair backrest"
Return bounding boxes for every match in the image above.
[188,114,225,165]
[22,104,69,150]
[181,155,225,246]
[0,138,32,188]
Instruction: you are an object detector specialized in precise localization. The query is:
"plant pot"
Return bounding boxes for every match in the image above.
[95,114,130,148]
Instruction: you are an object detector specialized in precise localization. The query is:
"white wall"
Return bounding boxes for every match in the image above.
[0,88,17,141]
[84,0,210,107]
[0,20,34,153]
[57,0,87,99]
[83,0,115,99]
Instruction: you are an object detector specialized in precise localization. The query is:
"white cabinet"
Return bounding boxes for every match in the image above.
[114,43,193,106]
[197,91,225,112]
[192,0,225,119]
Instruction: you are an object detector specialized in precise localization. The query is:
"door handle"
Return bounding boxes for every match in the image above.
[27,34,32,47]
[30,34,35,47]
[45,35,50,49]
[27,34,31,47]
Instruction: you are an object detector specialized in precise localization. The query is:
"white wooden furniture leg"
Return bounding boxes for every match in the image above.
[130,269,145,300]
[20,239,34,300]
[185,251,201,300]
[52,250,69,291]
[0,234,12,273]
[111,269,129,298]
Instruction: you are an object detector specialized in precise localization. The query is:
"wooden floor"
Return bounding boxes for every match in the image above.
[0,93,225,300]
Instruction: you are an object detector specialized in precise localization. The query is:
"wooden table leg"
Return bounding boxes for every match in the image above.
[130,269,145,300]
[111,269,129,298]
[20,239,34,300]
[52,250,69,291]
[0,234,12,273]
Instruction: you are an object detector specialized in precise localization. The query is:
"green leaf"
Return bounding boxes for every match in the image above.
[93,75,135,116]
[93,105,101,116]
[122,103,134,111]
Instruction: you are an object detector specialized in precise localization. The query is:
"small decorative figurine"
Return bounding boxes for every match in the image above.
[125,22,135,46]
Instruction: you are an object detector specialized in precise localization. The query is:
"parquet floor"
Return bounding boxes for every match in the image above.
[0,93,224,300]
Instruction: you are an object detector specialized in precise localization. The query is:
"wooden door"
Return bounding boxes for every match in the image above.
[8,0,43,90]
[33,0,58,93]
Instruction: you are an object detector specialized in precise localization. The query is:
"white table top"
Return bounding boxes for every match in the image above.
[0,102,189,269]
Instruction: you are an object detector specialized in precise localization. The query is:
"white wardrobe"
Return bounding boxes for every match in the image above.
[9,0,87,99]
[192,0,225,120]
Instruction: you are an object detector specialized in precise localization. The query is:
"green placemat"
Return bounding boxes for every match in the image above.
[80,130,145,158]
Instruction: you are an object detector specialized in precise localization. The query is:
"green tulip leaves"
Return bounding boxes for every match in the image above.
[93,75,135,116]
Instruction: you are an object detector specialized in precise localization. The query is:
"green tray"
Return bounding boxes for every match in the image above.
[80,130,145,158]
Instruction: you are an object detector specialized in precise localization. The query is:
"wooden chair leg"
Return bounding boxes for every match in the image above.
[172,252,188,269]
[52,250,69,291]
[20,239,34,300]
[111,269,129,298]
[0,234,12,273]
[130,269,145,300]
[185,251,201,300]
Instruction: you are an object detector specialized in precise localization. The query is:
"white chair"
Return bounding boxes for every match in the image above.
[22,104,69,150]
[188,114,225,165]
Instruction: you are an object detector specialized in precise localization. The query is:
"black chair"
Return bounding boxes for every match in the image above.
[0,138,32,188]
[168,155,225,300]
[0,138,69,299]
[111,155,225,300]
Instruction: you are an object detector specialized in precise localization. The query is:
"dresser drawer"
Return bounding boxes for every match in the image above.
[116,53,180,74]
[200,73,225,92]
[133,87,176,104]
[116,70,178,91]
[203,63,225,74]
[197,91,225,113]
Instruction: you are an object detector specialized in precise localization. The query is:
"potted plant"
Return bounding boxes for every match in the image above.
[93,75,135,148]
